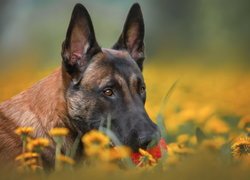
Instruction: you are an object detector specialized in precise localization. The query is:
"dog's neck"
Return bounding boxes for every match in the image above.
[0,68,73,138]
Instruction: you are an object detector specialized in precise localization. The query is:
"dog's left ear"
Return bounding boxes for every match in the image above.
[112,3,145,70]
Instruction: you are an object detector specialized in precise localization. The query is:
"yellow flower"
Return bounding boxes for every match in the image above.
[49,127,69,136]
[200,137,226,150]
[99,146,131,161]
[138,148,156,166]
[111,146,131,159]
[27,138,50,151]
[177,134,190,144]
[204,116,230,134]
[82,130,110,157]
[82,130,110,148]
[238,115,250,132]
[231,137,250,159]
[168,143,195,155]
[189,135,197,145]
[15,127,34,136]
[23,158,38,166]
[178,109,196,122]
[57,155,75,165]
[84,145,102,157]
[196,105,215,123]
[15,152,39,161]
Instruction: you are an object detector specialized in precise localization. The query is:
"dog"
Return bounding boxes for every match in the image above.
[0,3,160,168]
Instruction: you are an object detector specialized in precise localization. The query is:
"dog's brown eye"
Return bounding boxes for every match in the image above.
[140,86,146,94]
[103,89,113,96]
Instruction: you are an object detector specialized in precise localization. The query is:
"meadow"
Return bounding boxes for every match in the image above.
[0,61,249,179]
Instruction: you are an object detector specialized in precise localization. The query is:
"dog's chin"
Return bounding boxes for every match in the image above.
[128,144,144,153]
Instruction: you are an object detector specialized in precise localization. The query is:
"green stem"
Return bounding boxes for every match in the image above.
[136,157,146,167]
[21,135,27,153]
[55,137,63,171]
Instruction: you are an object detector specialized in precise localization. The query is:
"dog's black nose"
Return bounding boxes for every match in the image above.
[139,138,152,149]
[139,128,161,149]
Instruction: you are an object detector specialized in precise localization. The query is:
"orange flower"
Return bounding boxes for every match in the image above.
[15,127,34,136]
[15,152,39,161]
[57,155,75,165]
[49,128,69,136]
[27,138,50,152]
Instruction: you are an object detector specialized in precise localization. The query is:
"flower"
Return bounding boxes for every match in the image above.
[138,148,156,166]
[189,135,197,145]
[82,130,110,157]
[15,152,39,161]
[148,138,167,159]
[196,105,215,123]
[27,138,50,152]
[167,143,195,156]
[204,116,230,134]
[131,138,167,165]
[177,134,190,144]
[57,155,75,165]
[15,127,34,136]
[99,146,131,161]
[22,158,38,166]
[231,137,250,159]
[82,130,110,148]
[84,145,102,157]
[238,115,250,132]
[49,128,69,136]
[200,137,226,150]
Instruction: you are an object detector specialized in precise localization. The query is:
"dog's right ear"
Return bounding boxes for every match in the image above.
[112,3,145,70]
[61,3,101,84]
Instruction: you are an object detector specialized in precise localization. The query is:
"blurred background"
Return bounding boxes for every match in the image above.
[0,0,250,121]
[0,0,249,70]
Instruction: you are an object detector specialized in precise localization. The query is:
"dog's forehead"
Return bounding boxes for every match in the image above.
[102,48,129,58]
[101,48,141,73]
[82,49,143,87]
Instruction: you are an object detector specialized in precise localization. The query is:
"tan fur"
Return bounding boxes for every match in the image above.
[81,52,110,88]
[0,3,148,167]
[0,68,71,165]
[129,73,138,95]
[0,49,139,167]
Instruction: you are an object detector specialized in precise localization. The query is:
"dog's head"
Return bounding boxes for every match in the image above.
[61,3,160,151]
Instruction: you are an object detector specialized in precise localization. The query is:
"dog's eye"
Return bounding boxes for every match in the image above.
[140,86,146,94]
[103,89,114,96]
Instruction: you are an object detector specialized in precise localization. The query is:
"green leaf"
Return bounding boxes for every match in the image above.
[68,133,82,158]
[156,114,168,141]
[195,127,207,144]
[156,79,179,141]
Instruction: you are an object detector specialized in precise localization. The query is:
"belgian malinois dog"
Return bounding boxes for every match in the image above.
[0,3,160,168]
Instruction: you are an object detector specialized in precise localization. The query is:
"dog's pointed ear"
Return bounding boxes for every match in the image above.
[112,3,145,70]
[61,3,101,84]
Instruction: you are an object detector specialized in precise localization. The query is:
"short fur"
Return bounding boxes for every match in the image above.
[0,3,160,168]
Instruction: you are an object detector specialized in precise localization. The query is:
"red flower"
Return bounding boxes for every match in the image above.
[131,138,167,165]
